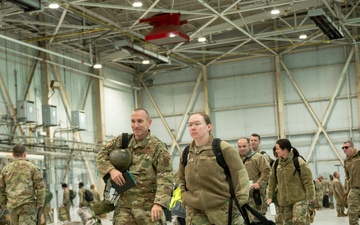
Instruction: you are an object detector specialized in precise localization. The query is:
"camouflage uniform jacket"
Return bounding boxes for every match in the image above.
[78,188,91,208]
[315,181,324,196]
[241,152,270,188]
[266,152,315,206]
[96,131,173,209]
[253,147,272,165]
[344,149,360,188]
[63,188,71,207]
[0,158,45,210]
[90,189,100,202]
[328,180,333,195]
[332,178,345,202]
[177,135,250,211]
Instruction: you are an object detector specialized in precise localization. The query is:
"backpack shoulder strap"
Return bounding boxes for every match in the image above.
[182,145,190,167]
[212,138,230,176]
[242,152,256,164]
[293,155,305,176]
[274,158,280,180]
[121,133,134,148]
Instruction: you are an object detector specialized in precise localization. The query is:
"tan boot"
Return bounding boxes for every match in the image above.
[337,212,347,217]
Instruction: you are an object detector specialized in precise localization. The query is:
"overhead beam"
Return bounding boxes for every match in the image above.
[198,0,277,55]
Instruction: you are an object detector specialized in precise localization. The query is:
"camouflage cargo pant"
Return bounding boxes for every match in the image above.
[248,196,262,222]
[113,207,166,225]
[277,199,308,225]
[275,205,282,224]
[328,192,334,208]
[348,188,360,225]
[315,192,323,208]
[185,202,245,225]
[260,184,268,215]
[8,203,37,225]
[334,196,345,213]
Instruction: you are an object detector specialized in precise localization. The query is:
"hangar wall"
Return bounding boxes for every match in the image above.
[0,33,135,204]
[142,46,359,179]
[0,32,357,191]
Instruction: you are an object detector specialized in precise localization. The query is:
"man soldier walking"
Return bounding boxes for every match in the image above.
[0,144,45,225]
[343,141,360,225]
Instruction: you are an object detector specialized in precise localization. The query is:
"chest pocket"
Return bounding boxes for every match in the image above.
[131,147,154,175]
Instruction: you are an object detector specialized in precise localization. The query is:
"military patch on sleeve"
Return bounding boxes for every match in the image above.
[106,141,114,148]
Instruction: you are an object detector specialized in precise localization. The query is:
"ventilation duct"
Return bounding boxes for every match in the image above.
[114,40,170,64]
[139,13,189,46]
[7,0,42,12]
[308,9,343,40]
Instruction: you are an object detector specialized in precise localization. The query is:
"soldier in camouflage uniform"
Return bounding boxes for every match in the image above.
[315,176,324,210]
[61,183,72,221]
[96,108,173,225]
[250,133,271,215]
[0,144,45,225]
[78,182,91,208]
[266,139,315,225]
[237,137,270,222]
[90,184,100,202]
[332,172,346,217]
[328,175,334,209]
[343,140,360,225]
[177,113,249,225]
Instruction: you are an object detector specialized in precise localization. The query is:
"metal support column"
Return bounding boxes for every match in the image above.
[92,68,106,194]
[275,56,285,138]
[355,45,360,130]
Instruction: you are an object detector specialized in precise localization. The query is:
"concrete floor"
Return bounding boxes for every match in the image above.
[99,207,349,225]
[49,207,350,224]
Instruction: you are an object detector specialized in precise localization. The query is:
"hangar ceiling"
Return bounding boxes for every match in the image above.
[0,0,359,73]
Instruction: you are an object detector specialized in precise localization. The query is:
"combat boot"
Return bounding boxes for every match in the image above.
[337,212,347,217]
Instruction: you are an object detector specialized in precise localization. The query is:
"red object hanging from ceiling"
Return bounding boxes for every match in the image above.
[139,13,189,46]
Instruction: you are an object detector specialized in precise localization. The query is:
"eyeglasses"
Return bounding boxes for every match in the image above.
[342,146,350,150]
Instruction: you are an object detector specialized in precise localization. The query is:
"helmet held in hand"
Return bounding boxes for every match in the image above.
[109,149,132,172]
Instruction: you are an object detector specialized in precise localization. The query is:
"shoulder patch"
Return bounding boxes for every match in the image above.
[106,141,114,148]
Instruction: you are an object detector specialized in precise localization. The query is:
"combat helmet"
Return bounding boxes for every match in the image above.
[109,149,132,172]
[91,200,115,215]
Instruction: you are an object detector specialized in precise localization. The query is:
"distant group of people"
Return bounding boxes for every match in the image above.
[60,182,101,222]
[0,109,359,225]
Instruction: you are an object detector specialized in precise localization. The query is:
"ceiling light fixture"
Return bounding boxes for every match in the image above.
[93,63,102,69]
[198,37,206,42]
[132,1,143,7]
[142,59,150,64]
[299,34,308,39]
[49,3,59,9]
[271,9,280,15]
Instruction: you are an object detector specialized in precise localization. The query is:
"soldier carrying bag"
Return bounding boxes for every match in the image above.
[182,138,275,225]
